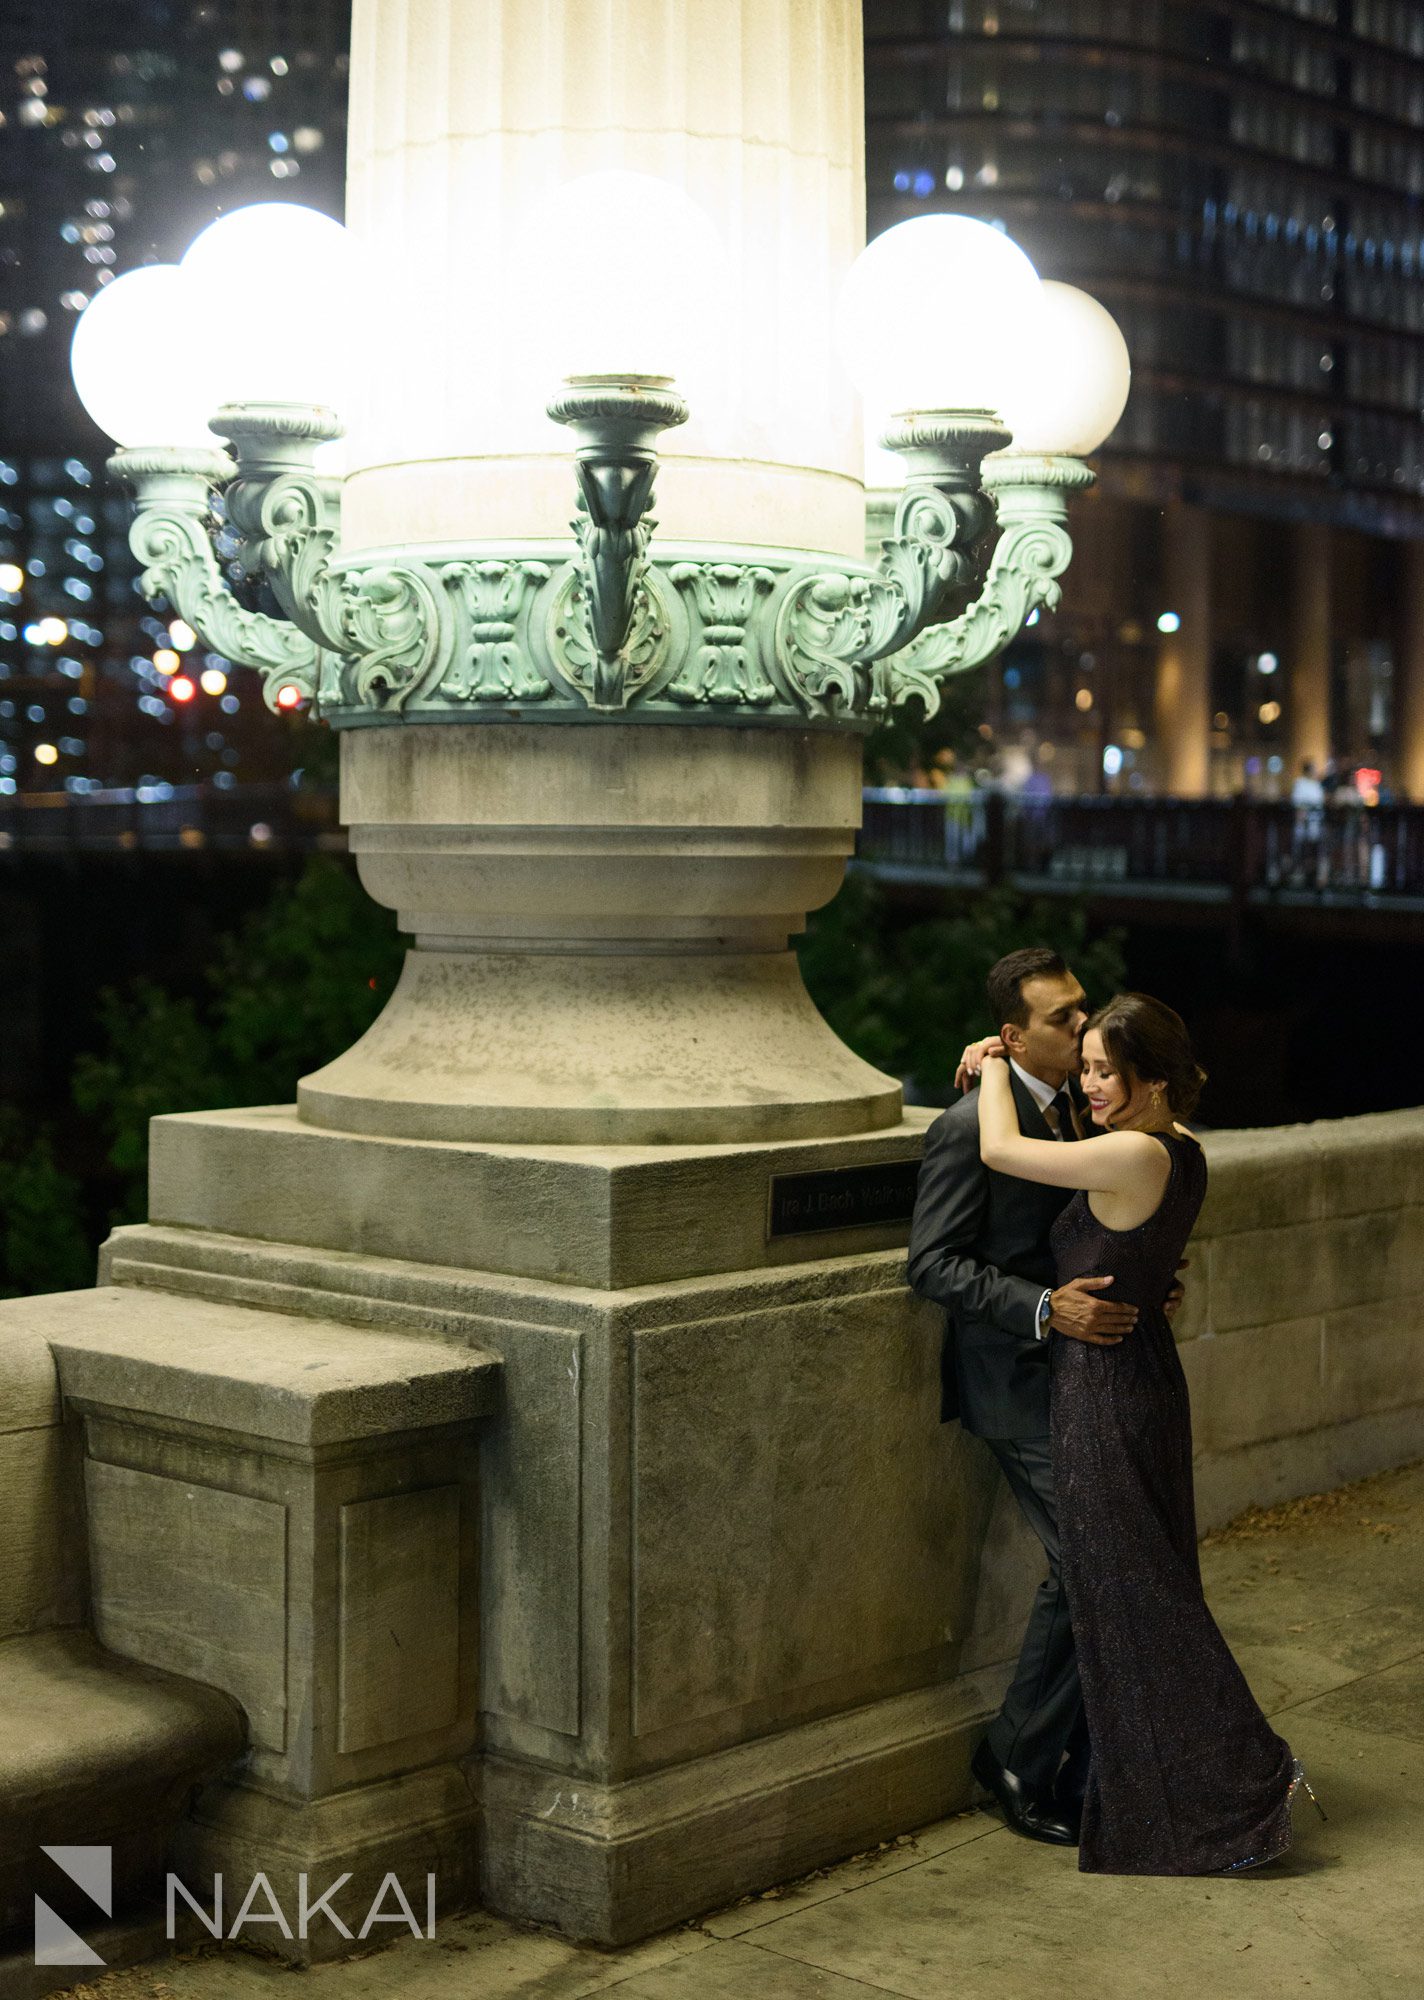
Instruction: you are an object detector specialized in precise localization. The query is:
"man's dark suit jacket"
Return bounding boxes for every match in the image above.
[907,1070,1080,1441]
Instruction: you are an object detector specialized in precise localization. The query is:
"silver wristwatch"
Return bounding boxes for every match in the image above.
[1034,1289,1054,1341]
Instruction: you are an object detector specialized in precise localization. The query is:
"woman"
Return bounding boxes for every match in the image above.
[972,991,1323,1875]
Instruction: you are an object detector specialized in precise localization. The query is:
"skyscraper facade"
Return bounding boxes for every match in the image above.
[0,0,348,798]
[866,0,1424,797]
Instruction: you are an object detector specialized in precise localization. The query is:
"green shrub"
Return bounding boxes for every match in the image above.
[0,1111,93,1298]
[798,871,1127,1102]
[74,855,403,1223]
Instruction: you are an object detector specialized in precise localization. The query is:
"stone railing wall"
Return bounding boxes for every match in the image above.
[1180,1108,1424,1531]
[0,1301,87,1640]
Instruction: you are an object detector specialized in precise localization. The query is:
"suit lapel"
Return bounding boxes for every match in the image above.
[1009,1069,1086,1143]
[1009,1070,1055,1141]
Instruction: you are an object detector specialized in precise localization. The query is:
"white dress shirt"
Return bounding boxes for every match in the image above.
[1010,1059,1068,1136]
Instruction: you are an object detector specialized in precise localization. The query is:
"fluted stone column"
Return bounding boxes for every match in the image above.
[1288,520,1333,779]
[343,0,866,559]
[1154,500,1212,797]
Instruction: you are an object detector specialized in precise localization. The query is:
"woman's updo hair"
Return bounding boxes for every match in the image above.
[1084,992,1207,1122]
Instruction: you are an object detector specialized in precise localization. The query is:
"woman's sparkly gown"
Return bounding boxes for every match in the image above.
[1049,1130,1297,1874]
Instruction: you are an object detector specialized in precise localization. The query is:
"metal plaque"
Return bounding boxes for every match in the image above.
[768,1158,922,1239]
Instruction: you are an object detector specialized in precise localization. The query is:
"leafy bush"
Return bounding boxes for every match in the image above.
[798,870,1127,1103]
[0,1110,93,1298]
[74,855,403,1223]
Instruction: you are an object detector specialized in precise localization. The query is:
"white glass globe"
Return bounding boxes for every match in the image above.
[996,282,1131,456]
[513,170,726,399]
[181,203,361,412]
[835,215,1044,417]
[70,265,229,446]
[862,408,906,491]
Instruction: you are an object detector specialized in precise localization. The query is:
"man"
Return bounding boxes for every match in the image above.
[907,947,1139,1847]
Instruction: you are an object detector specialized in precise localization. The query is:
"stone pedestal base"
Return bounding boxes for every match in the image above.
[475,1673,1002,1945]
[173,1765,479,1964]
[73,1106,1044,1946]
[299,946,902,1145]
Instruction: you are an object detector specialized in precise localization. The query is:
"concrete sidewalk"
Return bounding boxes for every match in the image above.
[61,1460,1424,2000]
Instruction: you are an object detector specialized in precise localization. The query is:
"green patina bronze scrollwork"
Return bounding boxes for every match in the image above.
[667,563,778,707]
[112,404,1093,733]
[545,378,689,711]
[774,413,1008,718]
[885,516,1074,719]
[877,451,1098,720]
[110,447,323,709]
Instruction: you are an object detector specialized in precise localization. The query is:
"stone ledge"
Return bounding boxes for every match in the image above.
[29,1287,500,1447]
[145,1104,935,1290]
[0,1316,68,1433]
[100,1222,914,1337]
[1198,1109,1424,1236]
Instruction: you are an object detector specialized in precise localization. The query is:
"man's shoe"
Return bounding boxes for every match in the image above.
[1052,1785,1085,1842]
[970,1740,1078,1846]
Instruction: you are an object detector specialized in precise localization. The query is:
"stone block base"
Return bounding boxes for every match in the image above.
[475,1671,1005,1946]
[172,1764,480,1965]
[89,1198,1026,1951]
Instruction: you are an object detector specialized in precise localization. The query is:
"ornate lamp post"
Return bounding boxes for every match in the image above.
[62,0,1131,1953]
[76,208,1127,1139]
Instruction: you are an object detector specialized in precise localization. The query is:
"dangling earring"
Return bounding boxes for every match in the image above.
[1151,1088,1163,1117]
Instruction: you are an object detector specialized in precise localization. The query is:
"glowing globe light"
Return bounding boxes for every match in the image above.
[836,216,1044,418]
[181,203,361,413]
[169,674,197,703]
[514,171,726,400]
[36,617,69,645]
[34,742,58,765]
[274,683,303,710]
[152,648,179,675]
[169,619,197,650]
[70,265,229,447]
[862,410,907,493]
[995,282,1131,457]
[0,563,22,592]
[199,667,228,695]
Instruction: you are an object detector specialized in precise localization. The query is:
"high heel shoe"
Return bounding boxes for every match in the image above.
[1218,1756,1326,1873]
[1289,1756,1327,1823]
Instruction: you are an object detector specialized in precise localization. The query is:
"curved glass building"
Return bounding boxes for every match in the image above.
[867,1,1424,798]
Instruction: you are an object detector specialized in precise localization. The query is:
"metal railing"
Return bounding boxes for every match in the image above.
[859,789,1424,905]
[0,784,342,855]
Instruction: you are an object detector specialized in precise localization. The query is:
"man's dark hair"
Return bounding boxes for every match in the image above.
[987,947,1069,1031]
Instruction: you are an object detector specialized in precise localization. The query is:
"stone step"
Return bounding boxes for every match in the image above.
[0,1627,245,1956]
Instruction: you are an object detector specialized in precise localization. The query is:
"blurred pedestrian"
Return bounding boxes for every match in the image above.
[1289,759,1325,885]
